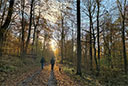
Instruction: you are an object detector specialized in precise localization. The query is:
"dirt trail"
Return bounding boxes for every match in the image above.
[2,64,81,86]
[17,70,42,86]
[53,65,80,86]
[26,64,80,86]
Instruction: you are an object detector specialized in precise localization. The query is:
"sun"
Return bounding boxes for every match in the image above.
[50,39,57,52]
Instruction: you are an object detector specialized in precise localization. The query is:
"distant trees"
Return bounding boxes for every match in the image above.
[0,0,59,57]
[117,0,127,74]
[102,13,113,68]
[80,0,128,75]
[82,0,100,73]
[56,0,74,63]
[82,0,97,71]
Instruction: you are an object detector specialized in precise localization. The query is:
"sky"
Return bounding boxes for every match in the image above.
[33,0,119,51]
[33,0,118,26]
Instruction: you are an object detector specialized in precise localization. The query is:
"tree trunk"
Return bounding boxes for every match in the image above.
[117,0,127,74]
[96,0,100,73]
[92,27,98,72]
[1,2,7,27]
[89,13,93,71]
[32,5,40,54]
[61,17,64,64]
[122,0,127,74]
[1,0,14,30]
[42,34,47,55]
[122,16,127,74]
[64,36,66,59]
[85,40,88,70]
[76,0,82,76]
[109,26,113,69]
[36,31,39,54]
[21,0,25,57]
[71,27,74,62]
[25,0,34,54]
[0,0,15,56]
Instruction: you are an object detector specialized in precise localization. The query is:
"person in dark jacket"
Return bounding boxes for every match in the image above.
[50,57,55,70]
[40,56,45,69]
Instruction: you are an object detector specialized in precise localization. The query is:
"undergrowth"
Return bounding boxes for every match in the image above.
[0,55,41,85]
[62,61,128,86]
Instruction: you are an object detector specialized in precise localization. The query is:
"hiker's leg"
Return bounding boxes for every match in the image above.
[53,64,54,70]
[52,64,54,70]
[41,63,44,69]
[51,64,53,70]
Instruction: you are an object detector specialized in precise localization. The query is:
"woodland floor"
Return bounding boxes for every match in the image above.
[1,60,128,86]
[1,64,101,86]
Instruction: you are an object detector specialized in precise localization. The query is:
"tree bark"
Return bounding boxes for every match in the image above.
[32,5,40,54]
[76,0,82,76]
[71,27,74,62]
[96,0,100,73]
[1,0,15,30]
[117,0,127,74]
[61,17,64,64]
[0,0,15,56]
[89,11,93,71]
[21,0,25,57]
[92,27,98,72]
[25,0,34,54]
[122,14,127,74]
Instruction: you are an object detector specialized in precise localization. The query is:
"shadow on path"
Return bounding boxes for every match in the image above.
[5,64,81,86]
[16,69,42,86]
[48,70,57,86]
[15,65,57,86]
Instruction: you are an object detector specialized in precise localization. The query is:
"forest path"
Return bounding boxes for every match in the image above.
[15,64,80,86]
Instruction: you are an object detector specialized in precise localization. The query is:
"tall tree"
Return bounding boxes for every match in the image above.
[32,0,41,54]
[83,0,98,72]
[71,23,74,62]
[61,12,64,64]
[88,0,93,71]
[25,0,34,54]
[0,0,15,56]
[76,0,82,76]
[21,0,25,57]
[96,0,100,73]
[117,0,127,74]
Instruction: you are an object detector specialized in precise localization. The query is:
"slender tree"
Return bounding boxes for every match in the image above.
[96,0,100,73]
[21,0,25,57]
[88,0,93,71]
[71,23,74,62]
[83,0,98,72]
[76,0,82,76]
[25,0,34,54]
[92,27,98,72]
[32,0,41,54]
[61,14,64,64]
[117,0,127,74]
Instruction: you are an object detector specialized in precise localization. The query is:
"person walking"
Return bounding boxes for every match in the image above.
[50,57,55,70]
[40,56,45,69]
